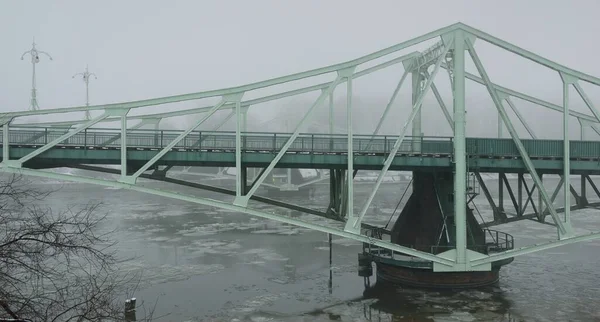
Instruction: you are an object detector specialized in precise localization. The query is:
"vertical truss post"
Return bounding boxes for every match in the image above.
[579,119,585,140]
[2,120,10,164]
[235,101,242,195]
[241,106,248,133]
[538,174,544,220]
[561,72,575,227]
[453,30,468,264]
[498,172,504,213]
[341,67,356,226]
[234,78,343,206]
[118,110,131,179]
[329,91,334,136]
[517,173,523,216]
[466,38,572,238]
[241,167,248,194]
[234,96,244,198]
[580,175,588,206]
[346,37,453,233]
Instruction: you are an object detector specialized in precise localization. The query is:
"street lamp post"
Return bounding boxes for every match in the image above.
[73,65,97,120]
[21,38,52,111]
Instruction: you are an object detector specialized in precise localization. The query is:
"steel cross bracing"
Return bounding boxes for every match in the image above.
[3,23,600,272]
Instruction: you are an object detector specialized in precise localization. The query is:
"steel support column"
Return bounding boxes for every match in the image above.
[329,91,334,137]
[453,31,468,265]
[580,175,588,206]
[499,172,504,213]
[343,67,356,226]
[2,122,9,164]
[561,73,574,228]
[121,113,128,179]
[236,98,243,198]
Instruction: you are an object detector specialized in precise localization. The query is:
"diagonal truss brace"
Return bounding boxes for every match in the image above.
[100,117,162,147]
[423,70,453,131]
[0,165,456,267]
[441,65,599,123]
[573,80,600,125]
[191,110,236,149]
[120,97,233,184]
[2,110,126,168]
[504,96,537,139]
[364,68,410,149]
[465,38,572,238]
[345,35,454,233]
[233,77,344,207]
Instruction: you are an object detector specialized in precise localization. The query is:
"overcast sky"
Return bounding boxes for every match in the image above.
[2,1,600,138]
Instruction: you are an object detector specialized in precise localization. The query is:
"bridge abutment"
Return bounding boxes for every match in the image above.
[360,170,513,289]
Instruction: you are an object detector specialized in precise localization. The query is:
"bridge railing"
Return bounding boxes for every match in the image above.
[1,127,453,155]
[3,127,600,159]
[428,229,514,255]
[466,138,600,159]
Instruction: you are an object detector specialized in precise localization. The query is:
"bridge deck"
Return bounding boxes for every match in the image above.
[3,128,600,174]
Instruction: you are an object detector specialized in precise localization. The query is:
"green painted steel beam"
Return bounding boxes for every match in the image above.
[3,23,455,119]
[0,166,456,266]
[7,147,600,174]
[441,64,599,123]
[458,24,600,86]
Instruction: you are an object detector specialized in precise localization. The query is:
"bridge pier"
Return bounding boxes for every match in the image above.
[359,171,513,289]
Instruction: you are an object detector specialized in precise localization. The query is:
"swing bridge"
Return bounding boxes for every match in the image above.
[3,23,600,285]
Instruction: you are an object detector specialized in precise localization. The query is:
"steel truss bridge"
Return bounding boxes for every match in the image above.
[3,23,600,274]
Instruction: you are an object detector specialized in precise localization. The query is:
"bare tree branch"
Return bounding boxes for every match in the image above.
[0,174,155,321]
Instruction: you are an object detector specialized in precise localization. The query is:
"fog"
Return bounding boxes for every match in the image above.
[2,1,600,140]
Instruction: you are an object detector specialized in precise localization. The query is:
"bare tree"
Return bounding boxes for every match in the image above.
[0,174,151,322]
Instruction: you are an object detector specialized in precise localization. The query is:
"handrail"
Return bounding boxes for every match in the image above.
[3,128,600,160]
[361,227,514,259]
[5,126,455,140]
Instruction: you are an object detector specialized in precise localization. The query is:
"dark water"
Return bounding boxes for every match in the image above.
[34,173,600,321]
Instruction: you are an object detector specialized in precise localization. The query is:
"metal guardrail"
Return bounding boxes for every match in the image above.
[362,229,514,260]
[429,229,514,255]
[1,127,600,159]
[0,127,452,155]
